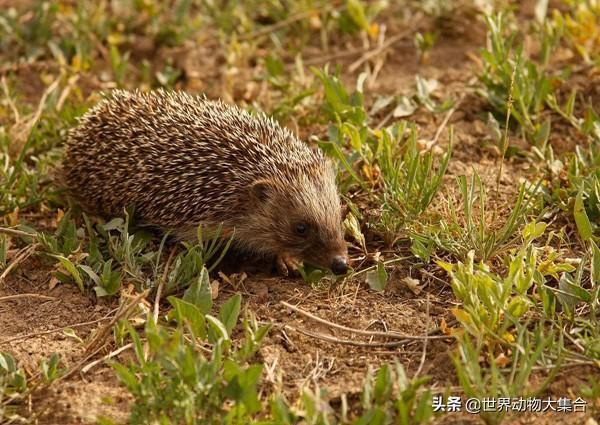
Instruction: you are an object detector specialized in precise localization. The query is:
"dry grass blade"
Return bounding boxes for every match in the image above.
[431,90,468,146]
[496,64,517,194]
[153,246,177,323]
[0,227,37,239]
[85,289,149,355]
[81,343,134,375]
[0,243,40,286]
[414,296,430,378]
[9,76,61,158]
[284,324,437,348]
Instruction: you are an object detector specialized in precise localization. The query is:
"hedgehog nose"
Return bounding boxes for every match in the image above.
[331,256,349,275]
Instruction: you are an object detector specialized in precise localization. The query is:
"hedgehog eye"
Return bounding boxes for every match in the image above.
[294,222,309,236]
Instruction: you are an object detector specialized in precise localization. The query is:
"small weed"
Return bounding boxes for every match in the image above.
[453,324,559,425]
[414,31,437,64]
[439,220,584,340]
[1,351,64,423]
[0,352,28,423]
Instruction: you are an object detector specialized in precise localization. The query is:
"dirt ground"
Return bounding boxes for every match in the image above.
[1,2,599,425]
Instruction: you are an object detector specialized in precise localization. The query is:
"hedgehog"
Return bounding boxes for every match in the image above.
[63,90,349,276]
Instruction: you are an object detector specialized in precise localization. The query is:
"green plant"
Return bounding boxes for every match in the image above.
[439,221,582,340]
[262,54,315,123]
[0,352,27,423]
[414,31,437,63]
[452,324,560,425]
[357,362,434,425]
[114,276,269,424]
[1,352,63,423]
[377,123,452,242]
[314,69,452,244]
[478,13,557,144]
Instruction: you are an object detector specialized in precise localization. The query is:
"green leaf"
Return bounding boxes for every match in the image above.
[392,95,417,118]
[219,293,241,335]
[112,362,140,393]
[102,218,124,231]
[522,221,547,241]
[411,237,434,263]
[206,314,229,342]
[574,187,593,241]
[40,353,62,382]
[373,364,392,402]
[346,0,370,33]
[79,264,100,285]
[507,295,533,318]
[63,328,84,344]
[50,254,84,292]
[366,261,388,291]
[591,240,600,285]
[99,260,121,296]
[343,213,366,252]
[183,268,212,314]
[223,361,263,413]
[168,296,207,340]
[436,260,454,274]
[557,273,591,313]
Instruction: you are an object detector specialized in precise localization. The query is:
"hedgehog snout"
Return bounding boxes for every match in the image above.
[331,256,349,275]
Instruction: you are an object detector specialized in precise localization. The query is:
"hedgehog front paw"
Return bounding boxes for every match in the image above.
[276,254,303,277]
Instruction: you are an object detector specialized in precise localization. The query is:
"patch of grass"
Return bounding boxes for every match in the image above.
[314,68,452,245]
[443,218,598,423]
[415,172,542,262]
[477,12,558,146]
[452,324,560,425]
[0,352,28,423]
[112,288,436,424]
[376,122,452,243]
[113,289,269,424]
[0,79,81,217]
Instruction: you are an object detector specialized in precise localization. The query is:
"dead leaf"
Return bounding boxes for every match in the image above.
[52,209,65,229]
[210,280,219,299]
[439,318,451,335]
[402,276,422,295]
[494,352,511,368]
[49,276,60,290]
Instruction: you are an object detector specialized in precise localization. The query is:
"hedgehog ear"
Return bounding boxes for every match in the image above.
[249,179,275,204]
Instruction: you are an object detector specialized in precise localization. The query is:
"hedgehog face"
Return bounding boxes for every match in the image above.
[245,169,348,275]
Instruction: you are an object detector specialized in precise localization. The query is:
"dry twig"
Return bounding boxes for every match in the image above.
[153,247,177,323]
[414,296,431,377]
[85,289,149,355]
[281,301,451,341]
[81,342,134,375]
[0,312,116,346]
[0,293,56,302]
[284,325,412,348]
[0,243,40,285]
[0,227,37,239]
